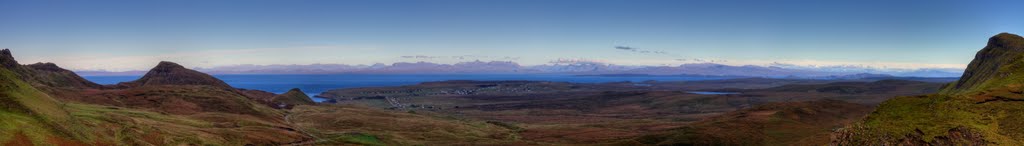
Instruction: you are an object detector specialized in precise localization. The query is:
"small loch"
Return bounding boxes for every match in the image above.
[687,91,739,95]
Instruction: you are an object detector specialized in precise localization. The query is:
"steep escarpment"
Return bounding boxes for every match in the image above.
[942,33,1024,94]
[831,33,1024,145]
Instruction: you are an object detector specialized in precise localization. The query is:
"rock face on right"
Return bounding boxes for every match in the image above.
[831,33,1024,145]
[943,33,1024,94]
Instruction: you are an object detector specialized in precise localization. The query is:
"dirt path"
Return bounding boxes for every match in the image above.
[283,112,330,146]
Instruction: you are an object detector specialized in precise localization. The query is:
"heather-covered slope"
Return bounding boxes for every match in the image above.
[1,49,310,145]
[3,49,524,145]
[0,67,91,145]
[832,33,1024,145]
[631,100,872,146]
[288,105,519,145]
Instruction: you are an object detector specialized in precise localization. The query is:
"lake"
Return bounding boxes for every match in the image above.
[83,74,733,101]
[687,91,740,95]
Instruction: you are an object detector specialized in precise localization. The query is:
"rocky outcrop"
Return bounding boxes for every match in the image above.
[121,61,233,89]
[943,33,1024,94]
[0,49,18,68]
[268,88,315,109]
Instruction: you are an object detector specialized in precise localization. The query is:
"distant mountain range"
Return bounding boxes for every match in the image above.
[74,60,964,78]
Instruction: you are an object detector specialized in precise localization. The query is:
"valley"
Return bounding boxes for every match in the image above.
[314,78,943,145]
[0,47,952,145]
[3,1,1018,145]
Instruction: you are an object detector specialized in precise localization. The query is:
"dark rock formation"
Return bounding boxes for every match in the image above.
[0,48,17,68]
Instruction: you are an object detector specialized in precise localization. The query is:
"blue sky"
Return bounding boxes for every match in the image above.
[0,0,1021,71]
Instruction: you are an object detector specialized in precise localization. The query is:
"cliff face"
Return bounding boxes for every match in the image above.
[942,33,1024,94]
[0,49,18,68]
[831,33,1024,145]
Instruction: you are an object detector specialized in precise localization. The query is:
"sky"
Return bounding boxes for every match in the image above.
[0,0,1021,71]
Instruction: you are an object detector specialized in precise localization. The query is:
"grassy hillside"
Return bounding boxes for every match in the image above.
[289,105,519,145]
[0,67,92,145]
[832,33,1024,145]
[833,93,1022,145]
[631,100,872,146]
[941,33,1024,94]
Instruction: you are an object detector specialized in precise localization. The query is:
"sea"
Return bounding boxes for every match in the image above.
[82,74,733,102]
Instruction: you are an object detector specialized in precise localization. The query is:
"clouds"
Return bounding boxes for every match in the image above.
[548,58,609,64]
[614,46,668,54]
[675,58,728,63]
[399,55,520,60]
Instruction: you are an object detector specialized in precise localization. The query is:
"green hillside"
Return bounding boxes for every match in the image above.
[832,33,1024,145]
[0,67,91,145]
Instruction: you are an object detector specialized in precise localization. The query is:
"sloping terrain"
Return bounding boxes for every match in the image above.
[268,88,316,109]
[0,65,92,145]
[0,49,309,145]
[942,33,1024,94]
[1,48,532,145]
[289,105,519,145]
[319,78,943,144]
[630,100,872,146]
[831,33,1024,145]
